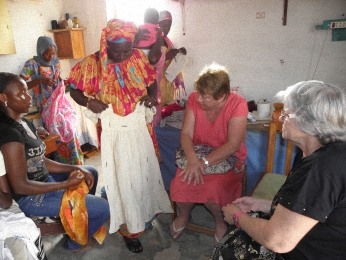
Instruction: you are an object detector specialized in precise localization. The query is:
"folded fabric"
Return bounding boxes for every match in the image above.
[41,81,77,142]
[59,171,106,245]
[0,211,41,260]
[161,103,184,119]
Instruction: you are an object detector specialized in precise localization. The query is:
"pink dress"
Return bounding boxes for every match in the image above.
[170,92,248,206]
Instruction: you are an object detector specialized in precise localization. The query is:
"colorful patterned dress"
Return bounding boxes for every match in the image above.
[21,58,84,165]
[68,49,172,235]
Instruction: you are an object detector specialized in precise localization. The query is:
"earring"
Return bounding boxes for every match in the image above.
[4,101,7,106]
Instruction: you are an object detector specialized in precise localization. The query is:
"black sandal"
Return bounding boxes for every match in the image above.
[123,237,143,253]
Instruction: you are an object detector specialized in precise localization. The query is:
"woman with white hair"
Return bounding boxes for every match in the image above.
[222,80,346,259]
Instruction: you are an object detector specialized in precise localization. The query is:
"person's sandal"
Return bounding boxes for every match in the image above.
[123,237,143,253]
[169,220,186,239]
[214,234,221,246]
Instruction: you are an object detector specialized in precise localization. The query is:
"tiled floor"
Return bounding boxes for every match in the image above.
[43,152,216,260]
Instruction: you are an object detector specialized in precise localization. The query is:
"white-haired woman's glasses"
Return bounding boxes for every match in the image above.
[280,110,296,121]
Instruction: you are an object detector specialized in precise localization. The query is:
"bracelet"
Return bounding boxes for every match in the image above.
[233,211,246,228]
[86,97,92,110]
[201,156,209,167]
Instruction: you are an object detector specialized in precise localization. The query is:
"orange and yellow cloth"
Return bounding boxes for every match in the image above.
[59,171,106,245]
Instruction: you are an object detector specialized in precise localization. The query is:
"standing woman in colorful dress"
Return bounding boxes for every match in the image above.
[68,19,173,253]
[158,10,187,107]
[20,36,84,166]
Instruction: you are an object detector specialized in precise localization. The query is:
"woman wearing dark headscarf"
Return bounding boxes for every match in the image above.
[68,18,173,253]
[158,10,187,107]
[20,36,84,166]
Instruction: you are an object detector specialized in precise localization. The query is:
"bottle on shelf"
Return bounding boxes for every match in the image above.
[72,17,79,28]
[59,15,68,29]
[65,13,73,29]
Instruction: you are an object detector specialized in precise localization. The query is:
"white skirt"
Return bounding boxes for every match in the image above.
[100,103,173,234]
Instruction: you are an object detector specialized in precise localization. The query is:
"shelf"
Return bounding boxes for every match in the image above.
[48,28,86,59]
[48,28,85,33]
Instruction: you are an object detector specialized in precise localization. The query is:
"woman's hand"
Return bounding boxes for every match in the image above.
[232,196,272,214]
[140,95,157,108]
[39,77,55,87]
[165,48,179,60]
[36,126,49,139]
[66,170,85,186]
[222,203,242,225]
[87,98,108,114]
[78,168,95,190]
[179,157,205,186]
[178,47,187,55]
[134,28,150,46]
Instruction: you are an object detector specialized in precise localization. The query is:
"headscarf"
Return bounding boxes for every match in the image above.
[33,36,59,66]
[101,18,137,45]
[100,18,138,71]
[158,10,172,22]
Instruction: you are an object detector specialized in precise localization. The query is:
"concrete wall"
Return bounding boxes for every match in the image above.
[179,0,346,102]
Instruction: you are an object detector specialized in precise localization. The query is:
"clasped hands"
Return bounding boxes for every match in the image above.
[222,197,264,225]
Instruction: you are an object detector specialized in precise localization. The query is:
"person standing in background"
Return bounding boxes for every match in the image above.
[20,36,84,166]
[135,7,165,126]
[158,10,187,107]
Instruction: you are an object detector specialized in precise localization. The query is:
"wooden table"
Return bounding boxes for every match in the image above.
[246,121,270,131]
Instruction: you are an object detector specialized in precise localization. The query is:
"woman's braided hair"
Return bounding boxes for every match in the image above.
[0,72,28,140]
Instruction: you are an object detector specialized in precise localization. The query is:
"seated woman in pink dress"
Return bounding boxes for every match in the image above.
[170,62,248,244]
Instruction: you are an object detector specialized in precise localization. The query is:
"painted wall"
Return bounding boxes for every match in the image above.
[0,0,106,79]
[178,0,346,102]
[0,0,63,75]
[1,0,345,103]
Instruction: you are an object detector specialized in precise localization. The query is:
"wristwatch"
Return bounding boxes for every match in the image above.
[233,211,246,228]
[201,157,209,167]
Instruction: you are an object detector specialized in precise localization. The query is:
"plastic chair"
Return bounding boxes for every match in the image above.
[251,122,294,199]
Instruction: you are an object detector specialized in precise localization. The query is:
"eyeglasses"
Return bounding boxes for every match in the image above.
[280,110,296,121]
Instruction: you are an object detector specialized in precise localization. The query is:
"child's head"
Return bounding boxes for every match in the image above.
[144,8,159,24]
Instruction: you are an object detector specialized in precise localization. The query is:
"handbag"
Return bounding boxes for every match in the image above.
[210,212,282,260]
[175,144,245,174]
[41,81,77,142]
